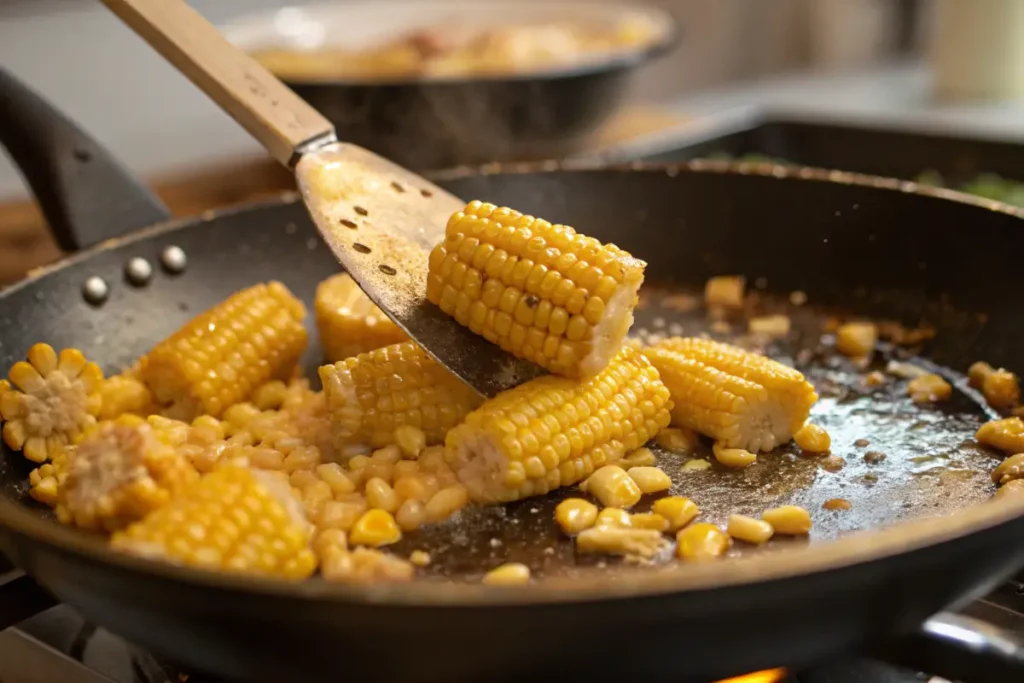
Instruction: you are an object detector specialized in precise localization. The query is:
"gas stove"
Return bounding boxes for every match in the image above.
[2,579,1021,683]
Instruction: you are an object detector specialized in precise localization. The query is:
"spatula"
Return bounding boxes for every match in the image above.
[99,0,546,398]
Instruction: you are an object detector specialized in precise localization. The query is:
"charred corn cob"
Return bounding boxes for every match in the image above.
[138,282,307,420]
[319,341,481,453]
[445,347,672,503]
[643,337,817,453]
[1,344,103,463]
[426,201,646,379]
[315,273,408,362]
[111,465,317,580]
[61,416,199,532]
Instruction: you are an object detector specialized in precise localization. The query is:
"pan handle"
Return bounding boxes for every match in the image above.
[0,568,56,632]
[0,67,171,252]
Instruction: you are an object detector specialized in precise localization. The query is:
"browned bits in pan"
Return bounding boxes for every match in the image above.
[819,455,845,473]
[854,438,870,448]
[864,451,887,464]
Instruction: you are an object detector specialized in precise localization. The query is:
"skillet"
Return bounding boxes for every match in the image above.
[1,67,1024,683]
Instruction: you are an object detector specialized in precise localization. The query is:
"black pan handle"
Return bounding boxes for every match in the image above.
[0,568,56,632]
[0,67,171,252]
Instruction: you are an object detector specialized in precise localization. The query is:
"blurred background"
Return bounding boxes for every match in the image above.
[1,0,1023,282]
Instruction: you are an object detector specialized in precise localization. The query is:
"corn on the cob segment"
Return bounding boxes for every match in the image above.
[445,347,672,503]
[138,282,308,421]
[643,337,817,452]
[315,273,408,362]
[111,465,316,580]
[61,416,199,532]
[1,344,103,463]
[426,201,646,379]
[319,341,481,452]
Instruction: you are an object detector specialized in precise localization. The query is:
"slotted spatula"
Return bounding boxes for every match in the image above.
[99,0,546,397]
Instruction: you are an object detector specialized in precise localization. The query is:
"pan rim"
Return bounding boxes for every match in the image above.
[3,162,1023,607]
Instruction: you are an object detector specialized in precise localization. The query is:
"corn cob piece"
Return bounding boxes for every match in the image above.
[138,282,308,421]
[111,465,317,580]
[98,370,157,420]
[643,337,817,453]
[426,201,646,379]
[319,341,482,453]
[445,347,672,503]
[1,344,103,463]
[61,416,199,532]
[315,273,408,363]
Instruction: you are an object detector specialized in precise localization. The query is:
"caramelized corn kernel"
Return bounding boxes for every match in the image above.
[627,466,672,494]
[976,418,1024,454]
[836,322,877,358]
[554,497,598,534]
[576,526,666,558]
[652,496,699,531]
[823,498,852,510]
[726,514,774,544]
[992,453,1024,485]
[655,427,699,452]
[676,523,730,561]
[968,361,994,388]
[983,369,1021,410]
[712,443,757,469]
[482,563,531,586]
[630,512,669,532]
[349,509,401,547]
[794,423,831,453]
[908,374,953,403]
[762,505,812,535]
[595,507,632,528]
[586,465,642,509]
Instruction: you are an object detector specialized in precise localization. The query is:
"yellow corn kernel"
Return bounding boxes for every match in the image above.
[318,499,367,531]
[554,497,598,534]
[713,443,757,469]
[426,201,646,379]
[347,548,415,583]
[977,418,1024,454]
[98,372,155,420]
[994,479,1024,500]
[681,458,712,471]
[704,276,745,309]
[445,347,671,503]
[393,460,421,478]
[652,496,699,531]
[576,526,667,558]
[314,273,408,363]
[992,453,1024,485]
[2,344,103,463]
[586,465,642,509]
[823,498,852,510]
[968,361,993,389]
[349,509,401,547]
[622,447,657,468]
[676,523,730,561]
[29,473,60,506]
[655,427,699,452]
[319,342,481,452]
[595,507,632,528]
[794,423,831,453]
[112,466,316,579]
[627,466,672,494]
[836,322,878,358]
[727,514,774,544]
[762,505,812,535]
[393,425,427,459]
[908,374,952,403]
[365,477,400,513]
[630,512,669,532]
[748,315,791,338]
[316,463,356,495]
[138,283,307,420]
[251,380,289,411]
[409,550,431,567]
[482,563,531,586]
[644,338,817,453]
[983,369,1021,410]
[424,484,469,522]
[395,498,427,531]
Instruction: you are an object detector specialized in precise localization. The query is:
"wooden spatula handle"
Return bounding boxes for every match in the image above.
[100,0,335,167]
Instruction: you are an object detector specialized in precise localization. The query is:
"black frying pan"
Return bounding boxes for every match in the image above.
[1,69,1024,683]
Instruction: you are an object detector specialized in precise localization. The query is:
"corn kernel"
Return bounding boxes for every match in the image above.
[992,453,1024,485]
[836,322,877,358]
[576,526,666,558]
[726,514,774,544]
[622,447,657,468]
[652,496,699,531]
[586,465,642,509]
[712,443,757,469]
[395,498,427,531]
[748,315,791,337]
[794,423,831,453]
[554,497,598,535]
[983,369,1021,410]
[681,458,712,471]
[365,477,400,513]
[314,528,348,555]
[969,361,993,388]
[348,454,371,471]
[994,479,1024,500]
[409,550,431,567]
[316,463,355,495]
[656,427,699,452]
[595,507,632,528]
[425,485,469,522]
[762,505,812,535]
[823,498,852,510]
[907,374,953,403]
[482,562,531,586]
[977,418,1024,454]
[393,460,420,478]
[393,425,427,459]
[704,276,745,309]
[318,499,368,531]
[630,512,669,532]
[626,466,672,494]
[676,523,730,561]
[349,509,401,547]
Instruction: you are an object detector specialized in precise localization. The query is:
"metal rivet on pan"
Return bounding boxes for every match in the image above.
[160,246,187,274]
[124,257,153,286]
[82,276,109,305]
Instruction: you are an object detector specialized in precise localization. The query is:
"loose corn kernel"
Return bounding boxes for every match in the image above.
[395,498,427,531]
[681,458,712,471]
[409,550,431,567]
[622,447,657,468]
[483,563,531,586]
[713,443,757,469]
[576,526,667,558]
[318,498,368,531]
[836,322,877,358]
[823,498,853,510]
[762,505,812,535]
[586,466,642,509]
[983,369,1021,410]
[655,427,699,452]
[748,315,791,338]
[704,276,745,309]
[554,497,599,534]
[365,477,400,513]
[992,453,1024,485]
[794,423,831,453]
[627,466,672,494]
[727,514,774,544]
[676,523,730,562]
[908,374,952,403]
[652,496,700,531]
[393,425,427,459]
[994,479,1024,500]
[349,509,401,547]
[630,512,669,532]
[595,507,632,528]
[976,418,1024,454]
[424,485,469,522]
